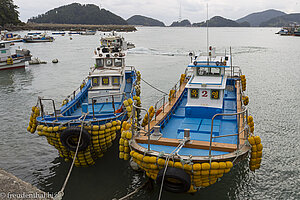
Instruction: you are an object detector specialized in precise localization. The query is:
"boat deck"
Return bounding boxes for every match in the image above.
[136,78,240,157]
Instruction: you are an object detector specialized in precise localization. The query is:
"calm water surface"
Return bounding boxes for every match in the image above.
[0,27,299,200]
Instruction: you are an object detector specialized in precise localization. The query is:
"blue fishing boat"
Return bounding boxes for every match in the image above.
[119,46,262,193]
[27,38,140,167]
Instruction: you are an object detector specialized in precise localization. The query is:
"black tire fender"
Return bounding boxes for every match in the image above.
[156,167,191,193]
[60,127,90,152]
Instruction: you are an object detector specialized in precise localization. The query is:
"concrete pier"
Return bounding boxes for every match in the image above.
[0,169,53,200]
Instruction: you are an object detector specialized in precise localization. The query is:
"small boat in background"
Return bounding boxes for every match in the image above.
[23,33,54,43]
[100,31,135,50]
[52,31,66,35]
[68,30,82,35]
[277,28,290,36]
[1,32,23,42]
[27,36,140,167]
[118,46,262,193]
[294,27,300,36]
[0,41,31,70]
[276,24,300,36]
[27,31,42,36]
[80,30,96,35]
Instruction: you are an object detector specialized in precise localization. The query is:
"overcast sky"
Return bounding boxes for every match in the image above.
[14,0,300,25]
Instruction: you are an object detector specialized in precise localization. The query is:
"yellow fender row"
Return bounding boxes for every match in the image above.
[240,75,246,91]
[243,95,249,106]
[119,121,132,160]
[27,106,40,134]
[32,118,120,167]
[129,150,233,191]
[141,106,155,127]
[247,116,263,171]
[168,89,176,102]
[180,74,186,86]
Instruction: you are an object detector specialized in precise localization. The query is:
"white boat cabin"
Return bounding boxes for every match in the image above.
[186,48,231,112]
[88,47,127,104]
[0,41,12,61]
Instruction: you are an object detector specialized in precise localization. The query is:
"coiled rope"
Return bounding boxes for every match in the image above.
[141,77,167,95]
[54,113,88,200]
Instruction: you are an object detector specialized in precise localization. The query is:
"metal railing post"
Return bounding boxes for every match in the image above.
[132,103,151,151]
[209,107,248,157]
[92,99,96,119]
[39,97,44,120]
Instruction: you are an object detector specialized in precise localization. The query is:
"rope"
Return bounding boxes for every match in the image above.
[54,113,88,200]
[158,141,185,200]
[115,181,148,200]
[141,77,168,95]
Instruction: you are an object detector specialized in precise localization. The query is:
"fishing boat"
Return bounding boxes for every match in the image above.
[23,33,54,43]
[100,31,135,50]
[52,31,66,35]
[0,41,31,70]
[80,30,96,35]
[1,32,23,42]
[27,38,141,167]
[68,30,82,35]
[294,27,300,36]
[27,31,42,36]
[277,28,290,36]
[118,46,262,193]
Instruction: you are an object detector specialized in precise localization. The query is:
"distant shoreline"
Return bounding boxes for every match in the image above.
[3,23,137,32]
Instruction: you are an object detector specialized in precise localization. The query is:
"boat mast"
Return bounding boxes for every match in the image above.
[206,3,209,56]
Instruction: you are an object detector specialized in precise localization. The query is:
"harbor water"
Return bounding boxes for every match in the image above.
[0,27,299,199]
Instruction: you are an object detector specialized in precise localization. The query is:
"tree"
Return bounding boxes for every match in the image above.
[0,0,21,26]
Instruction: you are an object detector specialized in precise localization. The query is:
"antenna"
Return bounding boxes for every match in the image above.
[206,3,209,55]
[179,1,182,22]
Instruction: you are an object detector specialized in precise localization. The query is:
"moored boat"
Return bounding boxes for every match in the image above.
[68,30,82,35]
[118,47,262,193]
[1,32,23,42]
[52,31,66,35]
[23,33,54,43]
[80,30,96,35]
[0,41,30,70]
[100,31,135,50]
[27,38,141,167]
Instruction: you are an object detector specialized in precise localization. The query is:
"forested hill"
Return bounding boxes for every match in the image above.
[127,15,165,26]
[28,3,128,25]
[0,0,21,26]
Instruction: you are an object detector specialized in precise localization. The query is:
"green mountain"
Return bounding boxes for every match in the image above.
[236,9,286,27]
[193,16,250,27]
[28,3,127,25]
[170,19,191,27]
[259,13,300,27]
[0,0,21,26]
[127,15,165,26]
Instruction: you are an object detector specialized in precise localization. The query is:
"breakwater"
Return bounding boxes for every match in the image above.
[3,23,137,32]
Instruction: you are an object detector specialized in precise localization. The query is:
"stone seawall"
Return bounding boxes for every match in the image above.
[0,169,53,200]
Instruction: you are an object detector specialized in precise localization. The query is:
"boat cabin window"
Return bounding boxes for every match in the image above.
[112,77,120,86]
[102,76,110,85]
[0,43,5,49]
[114,58,122,67]
[106,58,112,66]
[92,77,100,86]
[197,67,221,76]
[96,59,104,67]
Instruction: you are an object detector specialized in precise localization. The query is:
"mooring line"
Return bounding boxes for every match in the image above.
[141,77,168,95]
[54,113,88,200]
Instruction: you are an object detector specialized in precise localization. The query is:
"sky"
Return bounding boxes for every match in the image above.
[14,0,300,25]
